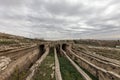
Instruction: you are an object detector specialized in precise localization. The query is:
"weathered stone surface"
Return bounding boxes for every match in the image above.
[54,48,63,80]
[0,56,11,72]
[0,46,40,80]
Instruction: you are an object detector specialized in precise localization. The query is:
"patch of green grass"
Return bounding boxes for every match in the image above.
[80,66,98,80]
[0,40,17,45]
[33,50,55,80]
[58,56,84,80]
[9,67,29,80]
[74,61,98,80]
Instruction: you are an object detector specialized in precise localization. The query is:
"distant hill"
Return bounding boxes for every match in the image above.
[0,32,46,45]
[74,39,120,47]
[0,32,25,39]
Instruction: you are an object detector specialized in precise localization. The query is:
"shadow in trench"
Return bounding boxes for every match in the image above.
[9,44,46,80]
[39,44,45,56]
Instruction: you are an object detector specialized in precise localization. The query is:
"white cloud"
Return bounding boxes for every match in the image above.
[0,0,120,40]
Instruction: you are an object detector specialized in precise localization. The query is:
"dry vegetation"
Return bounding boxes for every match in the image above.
[73,39,120,61]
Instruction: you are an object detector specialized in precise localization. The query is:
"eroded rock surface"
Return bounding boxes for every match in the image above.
[0,56,11,71]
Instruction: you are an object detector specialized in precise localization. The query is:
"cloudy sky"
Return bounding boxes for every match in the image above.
[0,0,120,40]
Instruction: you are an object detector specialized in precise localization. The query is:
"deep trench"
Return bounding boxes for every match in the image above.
[39,44,45,56]
[55,44,68,56]
[62,44,67,51]
[57,44,84,80]
[33,47,55,80]
[9,44,45,80]
[60,44,98,80]
[56,44,61,55]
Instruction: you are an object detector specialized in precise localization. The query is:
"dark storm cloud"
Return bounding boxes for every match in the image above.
[0,0,120,40]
